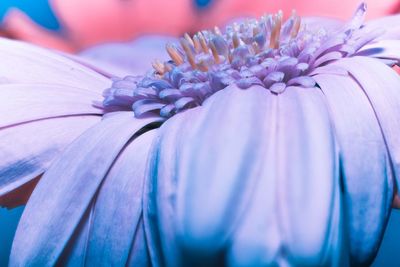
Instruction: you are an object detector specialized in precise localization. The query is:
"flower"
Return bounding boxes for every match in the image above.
[1,3,400,266]
[0,0,398,52]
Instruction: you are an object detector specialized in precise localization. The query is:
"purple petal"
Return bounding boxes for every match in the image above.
[314,73,392,265]
[0,38,109,93]
[309,65,348,76]
[170,85,274,262]
[366,14,400,40]
[0,116,100,208]
[226,92,280,266]
[10,112,162,266]
[313,51,343,67]
[287,76,316,87]
[84,131,157,265]
[334,57,400,199]
[276,87,343,265]
[357,40,400,63]
[143,109,198,267]
[0,83,103,128]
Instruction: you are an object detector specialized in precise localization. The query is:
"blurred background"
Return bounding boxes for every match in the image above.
[0,0,399,265]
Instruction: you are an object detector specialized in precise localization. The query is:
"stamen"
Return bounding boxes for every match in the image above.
[193,35,202,53]
[184,33,195,48]
[180,38,197,69]
[232,33,240,48]
[209,42,221,64]
[166,44,184,65]
[252,42,260,54]
[253,26,260,37]
[270,10,282,49]
[103,7,378,119]
[214,26,222,35]
[290,11,301,38]
[197,60,209,71]
[198,32,209,53]
[164,62,173,72]
[152,60,165,74]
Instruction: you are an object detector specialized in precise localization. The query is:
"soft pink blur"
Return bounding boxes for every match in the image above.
[1,0,399,52]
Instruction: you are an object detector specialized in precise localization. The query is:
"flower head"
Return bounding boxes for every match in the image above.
[102,3,395,120]
[1,3,400,267]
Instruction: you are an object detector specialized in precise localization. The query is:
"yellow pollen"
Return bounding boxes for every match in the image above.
[152,60,165,74]
[232,33,240,48]
[184,33,195,48]
[291,16,301,38]
[209,42,220,64]
[180,38,197,69]
[214,26,222,35]
[252,42,260,54]
[193,35,202,53]
[166,44,184,65]
[269,11,282,49]
[253,26,260,37]
[198,32,209,53]
[197,60,209,71]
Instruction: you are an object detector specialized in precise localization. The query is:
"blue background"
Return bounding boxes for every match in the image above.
[0,0,59,30]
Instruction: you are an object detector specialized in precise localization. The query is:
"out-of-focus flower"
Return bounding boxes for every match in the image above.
[1,3,400,266]
[0,0,398,52]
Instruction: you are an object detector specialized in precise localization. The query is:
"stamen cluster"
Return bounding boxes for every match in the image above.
[102,6,381,118]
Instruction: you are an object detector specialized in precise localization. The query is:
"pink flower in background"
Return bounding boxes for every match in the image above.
[0,0,398,52]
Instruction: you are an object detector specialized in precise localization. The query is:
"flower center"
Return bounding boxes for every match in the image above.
[102,3,381,118]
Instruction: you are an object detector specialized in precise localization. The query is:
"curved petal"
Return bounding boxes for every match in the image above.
[175,86,273,262]
[357,40,400,63]
[10,112,162,266]
[79,35,178,77]
[366,14,400,40]
[0,81,104,208]
[333,57,400,198]
[0,116,100,208]
[85,130,157,266]
[315,73,392,265]
[275,87,343,266]
[143,109,193,267]
[0,83,102,128]
[0,38,109,92]
[126,217,151,267]
[147,85,275,265]
[58,130,157,266]
[226,90,280,266]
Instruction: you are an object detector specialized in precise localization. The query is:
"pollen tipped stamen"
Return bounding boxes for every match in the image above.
[193,35,202,53]
[253,26,260,37]
[184,33,195,48]
[197,60,209,71]
[152,60,165,74]
[232,33,240,48]
[252,42,260,54]
[209,42,221,64]
[180,38,197,69]
[270,11,282,49]
[164,63,173,72]
[198,32,210,53]
[214,26,222,35]
[166,44,184,65]
[290,12,301,38]
[105,7,381,119]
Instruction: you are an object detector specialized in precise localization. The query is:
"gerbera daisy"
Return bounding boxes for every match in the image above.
[1,3,400,266]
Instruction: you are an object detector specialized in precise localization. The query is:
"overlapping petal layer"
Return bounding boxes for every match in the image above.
[0,3,400,267]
